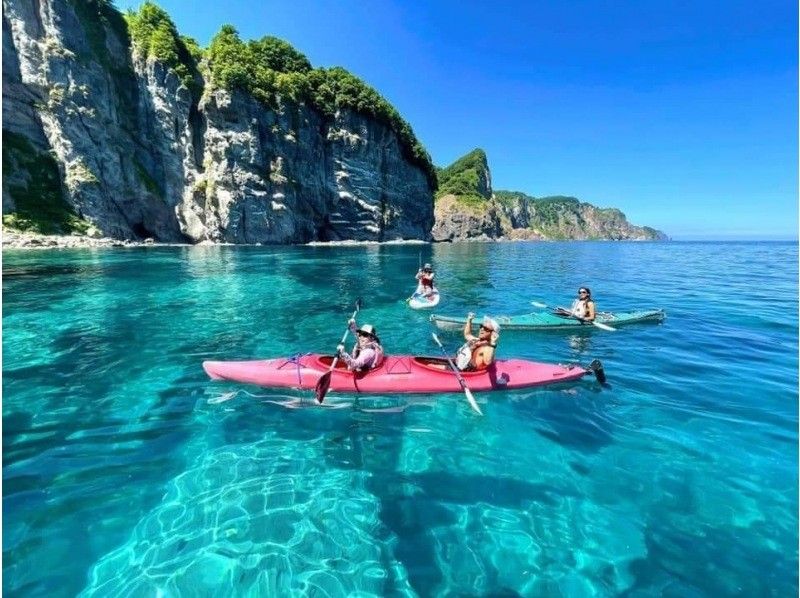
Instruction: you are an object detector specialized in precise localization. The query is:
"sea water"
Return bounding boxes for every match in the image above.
[3,241,797,596]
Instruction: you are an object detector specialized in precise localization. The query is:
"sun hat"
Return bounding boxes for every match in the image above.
[481,316,500,333]
[357,324,378,339]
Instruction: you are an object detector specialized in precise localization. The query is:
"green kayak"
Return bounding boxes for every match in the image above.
[430,309,665,331]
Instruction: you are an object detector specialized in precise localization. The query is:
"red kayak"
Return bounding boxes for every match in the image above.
[202,354,604,394]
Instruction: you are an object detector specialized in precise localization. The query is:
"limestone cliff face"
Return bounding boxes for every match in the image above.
[2,0,434,242]
[432,148,500,241]
[188,90,431,243]
[3,0,186,239]
[431,195,503,242]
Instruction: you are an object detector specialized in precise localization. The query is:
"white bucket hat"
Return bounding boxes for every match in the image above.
[356,324,378,339]
[481,316,500,333]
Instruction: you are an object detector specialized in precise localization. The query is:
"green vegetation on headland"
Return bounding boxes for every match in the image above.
[2,131,90,235]
[496,192,583,239]
[119,2,436,189]
[124,2,202,98]
[494,190,666,240]
[435,148,491,207]
[432,151,666,240]
[204,25,436,189]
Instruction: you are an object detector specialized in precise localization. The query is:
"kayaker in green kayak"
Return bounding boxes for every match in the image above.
[336,319,385,372]
[455,313,500,371]
[555,287,596,322]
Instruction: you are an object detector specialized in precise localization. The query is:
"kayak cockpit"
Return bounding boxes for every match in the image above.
[309,355,494,379]
[411,356,451,371]
[314,355,350,370]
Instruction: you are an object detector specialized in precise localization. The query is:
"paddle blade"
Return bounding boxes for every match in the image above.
[592,321,616,332]
[431,333,442,347]
[314,371,332,403]
[588,359,607,384]
[464,388,483,415]
[530,301,548,308]
[355,298,362,311]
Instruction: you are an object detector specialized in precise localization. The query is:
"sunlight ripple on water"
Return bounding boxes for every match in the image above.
[3,242,797,596]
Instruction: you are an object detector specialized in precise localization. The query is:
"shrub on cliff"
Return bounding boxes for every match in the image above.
[125,2,201,96]
[436,149,490,207]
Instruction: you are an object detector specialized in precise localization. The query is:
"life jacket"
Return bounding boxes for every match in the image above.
[420,274,434,288]
[455,339,495,371]
[571,298,592,318]
[353,340,384,370]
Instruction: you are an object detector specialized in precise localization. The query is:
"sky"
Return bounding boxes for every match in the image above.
[117,0,798,240]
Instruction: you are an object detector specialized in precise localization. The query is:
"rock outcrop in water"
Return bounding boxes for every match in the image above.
[2,0,435,243]
[432,149,668,241]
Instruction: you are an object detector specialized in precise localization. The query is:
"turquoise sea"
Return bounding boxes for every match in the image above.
[3,241,797,597]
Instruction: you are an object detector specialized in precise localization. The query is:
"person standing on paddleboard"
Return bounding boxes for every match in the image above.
[415,263,436,297]
[455,314,500,371]
[555,287,596,321]
[337,320,385,371]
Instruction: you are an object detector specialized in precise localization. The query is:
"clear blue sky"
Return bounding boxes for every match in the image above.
[117,0,798,240]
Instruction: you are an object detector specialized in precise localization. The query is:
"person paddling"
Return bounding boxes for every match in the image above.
[455,313,500,371]
[337,319,385,372]
[415,263,436,297]
[554,287,596,322]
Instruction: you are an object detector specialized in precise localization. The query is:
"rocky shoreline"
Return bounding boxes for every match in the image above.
[1,228,185,249]
[1,228,435,250]
[2,228,668,250]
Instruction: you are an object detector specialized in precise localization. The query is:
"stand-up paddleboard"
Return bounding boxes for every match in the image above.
[408,289,441,309]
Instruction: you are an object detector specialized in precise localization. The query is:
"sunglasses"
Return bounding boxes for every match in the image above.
[479,325,493,332]
[578,291,588,295]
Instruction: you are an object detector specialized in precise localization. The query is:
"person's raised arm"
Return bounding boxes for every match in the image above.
[463,312,476,341]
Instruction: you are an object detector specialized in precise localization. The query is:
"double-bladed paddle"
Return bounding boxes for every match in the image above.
[315,298,362,403]
[530,301,617,332]
[431,333,483,415]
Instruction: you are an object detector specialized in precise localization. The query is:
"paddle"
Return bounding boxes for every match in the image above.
[315,298,362,404]
[431,333,483,416]
[530,301,616,332]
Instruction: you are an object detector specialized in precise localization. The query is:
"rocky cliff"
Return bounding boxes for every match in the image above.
[494,191,669,240]
[432,149,502,241]
[433,149,668,241]
[2,0,435,243]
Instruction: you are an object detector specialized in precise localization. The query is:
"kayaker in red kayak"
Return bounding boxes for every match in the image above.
[415,263,436,297]
[555,287,596,321]
[336,320,385,372]
[455,313,500,371]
